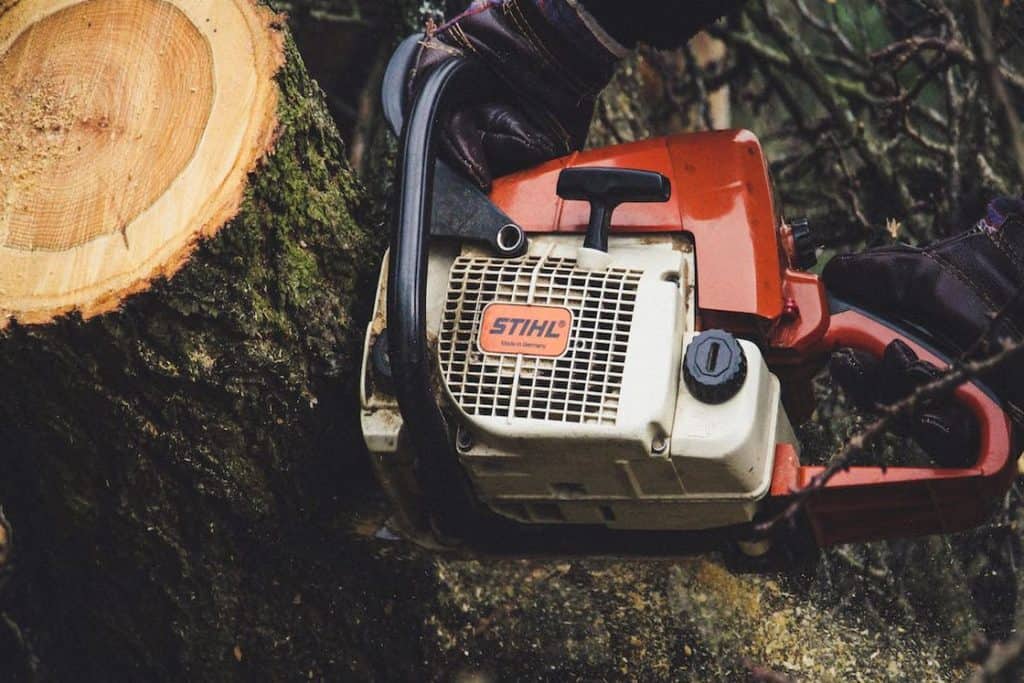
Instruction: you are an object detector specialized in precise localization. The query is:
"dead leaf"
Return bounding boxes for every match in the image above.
[886,218,902,239]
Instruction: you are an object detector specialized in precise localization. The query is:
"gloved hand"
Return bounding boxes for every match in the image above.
[406,0,626,189]
[824,197,1024,466]
[828,340,981,467]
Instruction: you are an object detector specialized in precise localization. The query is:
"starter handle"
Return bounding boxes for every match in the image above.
[556,167,671,252]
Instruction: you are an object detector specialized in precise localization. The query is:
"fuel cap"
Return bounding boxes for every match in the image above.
[683,330,748,404]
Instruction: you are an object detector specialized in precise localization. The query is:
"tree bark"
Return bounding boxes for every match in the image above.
[0,1,409,679]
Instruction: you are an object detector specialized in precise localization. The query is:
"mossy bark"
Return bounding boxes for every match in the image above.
[0,26,407,680]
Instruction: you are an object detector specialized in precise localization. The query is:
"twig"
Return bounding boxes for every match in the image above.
[790,0,857,58]
[871,36,969,70]
[970,633,1024,682]
[0,506,10,575]
[757,334,1024,535]
[750,1,916,220]
[707,23,886,106]
[945,59,964,223]
[827,134,872,232]
[349,43,391,176]
[978,154,1013,198]
[870,32,1024,95]
[760,263,1024,535]
[968,0,1024,184]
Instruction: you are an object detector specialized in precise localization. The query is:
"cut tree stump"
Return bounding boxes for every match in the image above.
[0,1,405,679]
[0,0,281,324]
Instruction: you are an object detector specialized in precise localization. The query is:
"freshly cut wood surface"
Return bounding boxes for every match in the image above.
[0,0,283,326]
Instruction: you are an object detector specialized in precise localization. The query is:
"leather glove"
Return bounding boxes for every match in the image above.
[407,0,626,189]
[828,341,980,467]
[824,197,1024,466]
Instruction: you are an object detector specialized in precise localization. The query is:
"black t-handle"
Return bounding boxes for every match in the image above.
[556,167,672,252]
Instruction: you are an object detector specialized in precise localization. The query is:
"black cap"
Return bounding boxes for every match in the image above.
[789,217,818,270]
[683,330,748,404]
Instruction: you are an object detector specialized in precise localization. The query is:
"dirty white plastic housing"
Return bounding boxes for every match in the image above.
[360,234,797,532]
[574,246,613,271]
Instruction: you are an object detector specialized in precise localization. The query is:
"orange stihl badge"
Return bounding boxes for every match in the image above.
[478,303,573,358]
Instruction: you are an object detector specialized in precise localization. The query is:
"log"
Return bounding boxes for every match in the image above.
[0,1,406,679]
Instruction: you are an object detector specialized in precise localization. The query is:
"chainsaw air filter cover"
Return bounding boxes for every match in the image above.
[440,249,649,428]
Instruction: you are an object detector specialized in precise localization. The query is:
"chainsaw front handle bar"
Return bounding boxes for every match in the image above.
[381,33,421,137]
[387,55,492,539]
[771,300,1016,546]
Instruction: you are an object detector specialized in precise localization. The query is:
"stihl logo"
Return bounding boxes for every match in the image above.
[487,318,563,338]
[478,304,572,358]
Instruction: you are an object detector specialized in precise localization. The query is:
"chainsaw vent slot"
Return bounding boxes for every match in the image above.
[439,255,641,425]
[529,503,565,522]
[551,482,587,497]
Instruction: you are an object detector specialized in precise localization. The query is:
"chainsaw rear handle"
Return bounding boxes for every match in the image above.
[771,299,1017,546]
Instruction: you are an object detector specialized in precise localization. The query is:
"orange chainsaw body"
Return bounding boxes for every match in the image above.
[487,130,1016,547]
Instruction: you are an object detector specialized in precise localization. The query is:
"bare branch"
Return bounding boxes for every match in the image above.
[968,0,1024,184]
[349,44,391,175]
[969,633,1024,682]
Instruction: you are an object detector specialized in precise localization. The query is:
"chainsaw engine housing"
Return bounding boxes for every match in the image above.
[362,228,796,533]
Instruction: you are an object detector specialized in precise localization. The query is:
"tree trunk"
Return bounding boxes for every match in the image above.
[0,1,408,679]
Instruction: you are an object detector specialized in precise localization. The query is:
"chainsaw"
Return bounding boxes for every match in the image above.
[359,35,1016,555]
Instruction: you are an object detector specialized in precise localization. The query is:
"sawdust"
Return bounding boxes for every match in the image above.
[0,0,285,327]
[420,552,968,681]
[669,558,961,681]
[0,0,217,251]
[0,76,79,245]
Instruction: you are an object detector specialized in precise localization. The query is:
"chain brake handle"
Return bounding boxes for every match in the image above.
[772,299,1017,546]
